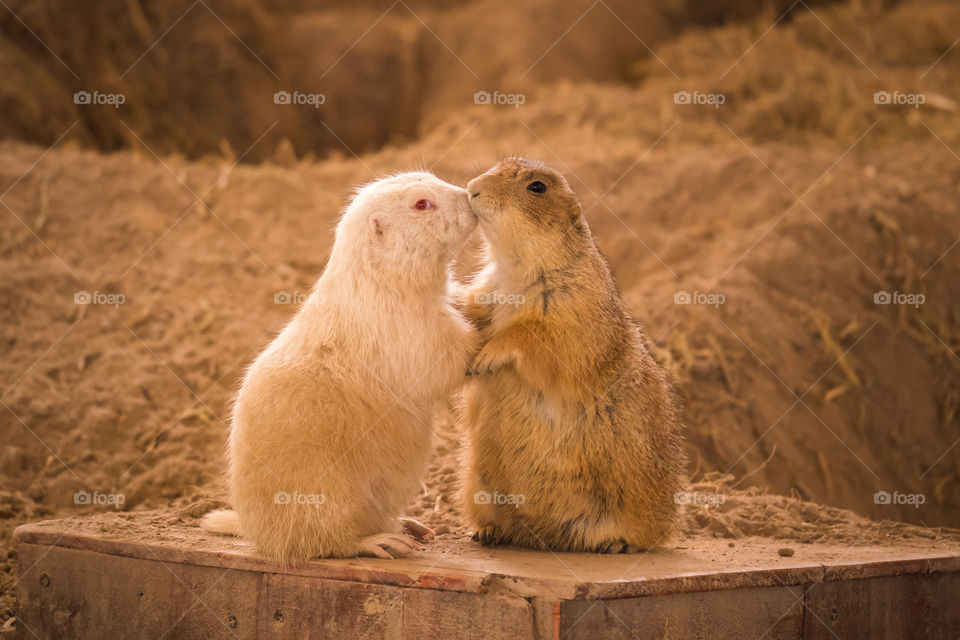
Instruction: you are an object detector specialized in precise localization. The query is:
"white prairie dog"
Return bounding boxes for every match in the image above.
[202,172,478,563]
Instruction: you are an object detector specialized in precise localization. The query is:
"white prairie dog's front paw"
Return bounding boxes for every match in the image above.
[357,532,422,559]
[398,517,435,541]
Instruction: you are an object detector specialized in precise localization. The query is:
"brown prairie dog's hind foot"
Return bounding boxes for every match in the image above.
[398,517,434,541]
[594,540,646,554]
[358,533,423,560]
[472,525,507,546]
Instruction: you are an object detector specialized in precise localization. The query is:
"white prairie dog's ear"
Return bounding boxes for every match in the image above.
[370,215,385,238]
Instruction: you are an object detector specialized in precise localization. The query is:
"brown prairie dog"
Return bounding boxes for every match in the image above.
[202,172,479,563]
[460,157,686,553]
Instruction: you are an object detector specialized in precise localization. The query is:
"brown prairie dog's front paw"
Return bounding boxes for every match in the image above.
[471,339,519,374]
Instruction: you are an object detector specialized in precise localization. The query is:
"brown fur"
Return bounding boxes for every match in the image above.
[459,157,686,553]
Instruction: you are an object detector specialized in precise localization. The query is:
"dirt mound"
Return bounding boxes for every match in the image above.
[0,0,853,161]
[631,0,960,147]
[0,0,423,161]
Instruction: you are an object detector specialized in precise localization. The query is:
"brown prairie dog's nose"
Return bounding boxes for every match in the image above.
[467,174,491,198]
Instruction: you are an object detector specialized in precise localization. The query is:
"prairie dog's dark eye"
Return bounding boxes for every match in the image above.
[414,199,434,211]
[527,181,547,194]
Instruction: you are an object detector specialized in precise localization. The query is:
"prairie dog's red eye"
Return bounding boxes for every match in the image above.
[414,199,434,211]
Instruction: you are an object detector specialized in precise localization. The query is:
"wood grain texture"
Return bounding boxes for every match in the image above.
[13,519,960,639]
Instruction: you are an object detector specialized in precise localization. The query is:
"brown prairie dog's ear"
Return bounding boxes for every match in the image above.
[370,215,385,238]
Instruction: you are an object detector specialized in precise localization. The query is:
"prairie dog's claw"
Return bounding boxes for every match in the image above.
[471,341,514,375]
[472,526,502,546]
[399,517,435,541]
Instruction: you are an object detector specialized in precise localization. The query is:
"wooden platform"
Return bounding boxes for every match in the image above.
[12,514,960,639]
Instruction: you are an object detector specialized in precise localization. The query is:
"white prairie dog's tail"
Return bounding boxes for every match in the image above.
[201,509,241,536]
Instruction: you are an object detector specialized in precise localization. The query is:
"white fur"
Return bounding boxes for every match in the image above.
[201,509,239,535]
[201,172,478,563]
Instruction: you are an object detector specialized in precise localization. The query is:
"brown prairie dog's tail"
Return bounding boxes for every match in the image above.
[201,509,240,536]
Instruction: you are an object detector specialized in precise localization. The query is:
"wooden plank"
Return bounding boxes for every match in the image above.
[803,572,960,640]
[19,518,960,601]
[559,586,804,640]
[401,589,535,640]
[821,555,960,581]
[258,573,403,639]
[12,516,960,639]
[13,524,493,596]
[15,543,534,640]
[16,544,259,640]
[529,598,560,640]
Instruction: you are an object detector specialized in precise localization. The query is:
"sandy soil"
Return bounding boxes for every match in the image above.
[2,0,960,629]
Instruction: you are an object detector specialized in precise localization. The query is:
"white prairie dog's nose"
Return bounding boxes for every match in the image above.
[467,177,481,198]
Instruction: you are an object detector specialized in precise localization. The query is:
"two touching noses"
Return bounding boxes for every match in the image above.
[467,176,484,200]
